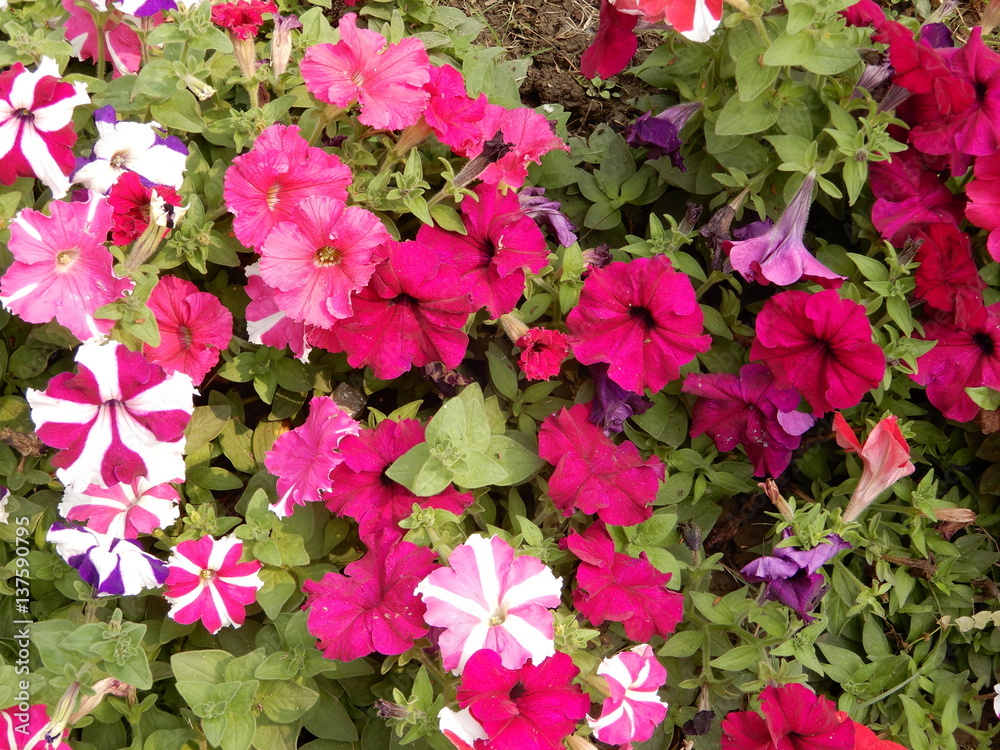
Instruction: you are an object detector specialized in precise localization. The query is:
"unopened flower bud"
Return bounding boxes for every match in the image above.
[453,130,513,189]
[499,313,529,344]
[271,12,302,77]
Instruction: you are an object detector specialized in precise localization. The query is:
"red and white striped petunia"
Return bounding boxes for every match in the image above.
[164,535,264,634]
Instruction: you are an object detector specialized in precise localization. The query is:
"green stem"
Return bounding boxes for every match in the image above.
[95,13,107,80]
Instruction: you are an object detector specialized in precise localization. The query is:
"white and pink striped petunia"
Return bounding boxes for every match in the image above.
[163,535,263,635]
[59,477,181,538]
[588,644,669,747]
[26,341,195,492]
[414,534,562,674]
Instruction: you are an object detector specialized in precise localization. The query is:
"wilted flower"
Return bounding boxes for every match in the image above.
[833,412,915,522]
[516,328,571,381]
[47,523,168,596]
[519,187,578,247]
[626,102,701,170]
[589,362,652,435]
[270,12,302,77]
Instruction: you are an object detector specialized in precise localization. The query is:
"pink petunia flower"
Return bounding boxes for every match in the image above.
[749,290,885,416]
[27,341,194,492]
[538,403,663,526]
[223,123,352,249]
[683,363,815,478]
[420,64,489,153]
[588,644,669,748]
[244,263,314,360]
[333,240,477,380]
[725,173,844,288]
[143,276,234,384]
[461,105,569,189]
[516,329,570,381]
[721,683,854,750]
[415,534,563,674]
[211,0,276,39]
[0,704,72,750]
[456,649,591,750]
[303,531,438,661]
[0,57,90,198]
[834,412,915,523]
[63,0,143,77]
[0,193,132,342]
[324,418,473,543]
[301,13,430,130]
[264,396,360,518]
[581,0,639,79]
[59,477,180,538]
[567,255,711,395]
[418,184,548,317]
[164,535,264,635]
[259,195,392,327]
[910,302,1000,422]
[965,151,1000,261]
[563,524,683,641]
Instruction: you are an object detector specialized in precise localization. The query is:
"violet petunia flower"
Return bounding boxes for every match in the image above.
[724,173,845,288]
[626,101,701,170]
[589,362,652,434]
[47,523,168,596]
[519,187,578,247]
[740,531,850,621]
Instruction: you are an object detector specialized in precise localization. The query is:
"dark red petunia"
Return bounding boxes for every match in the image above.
[912,223,984,325]
[107,171,183,245]
[721,683,854,750]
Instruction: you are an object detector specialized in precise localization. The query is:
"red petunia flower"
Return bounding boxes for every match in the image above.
[516,329,570,381]
[211,0,277,40]
[456,649,591,750]
[581,0,639,79]
[108,171,183,246]
[912,223,984,325]
[721,683,854,750]
[563,524,683,641]
[749,290,885,416]
[965,151,1000,261]
[539,403,663,526]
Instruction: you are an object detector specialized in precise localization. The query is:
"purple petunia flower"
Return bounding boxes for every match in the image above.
[740,531,850,621]
[589,362,652,434]
[519,187,578,247]
[626,101,701,170]
[47,523,168,596]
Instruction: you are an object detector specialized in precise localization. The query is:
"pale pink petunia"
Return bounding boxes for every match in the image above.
[144,276,233,384]
[164,535,263,634]
[589,644,669,748]
[59,477,180,538]
[415,534,563,674]
[26,341,195,492]
[223,123,352,249]
[834,412,915,523]
[463,104,569,189]
[0,193,132,342]
[264,396,360,518]
[244,263,314,360]
[259,195,392,327]
[301,13,430,130]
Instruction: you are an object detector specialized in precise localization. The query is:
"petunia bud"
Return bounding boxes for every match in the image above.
[270,12,302,77]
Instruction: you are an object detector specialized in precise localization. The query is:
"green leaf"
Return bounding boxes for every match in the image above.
[709,644,761,671]
[734,46,779,102]
[150,90,206,133]
[762,31,814,68]
[185,404,232,454]
[847,253,889,282]
[658,630,703,658]
[485,434,545,485]
[452,450,508,488]
[486,344,519,401]
[171,650,234,685]
[714,90,780,136]
[386,442,454,497]
[966,386,1000,411]
[256,681,319,723]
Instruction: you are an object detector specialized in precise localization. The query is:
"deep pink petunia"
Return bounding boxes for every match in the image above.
[59,477,180,538]
[0,57,90,198]
[910,302,1000,422]
[244,263,314,360]
[0,193,132,343]
[853,723,908,750]
[516,329,570,381]
[839,0,885,27]
[223,123,352,249]
[461,105,569,189]
[417,184,548,317]
[26,341,194,491]
[563,524,683,641]
[721,683,854,750]
[143,276,234,384]
[567,255,711,395]
[965,152,1000,261]
[301,13,430,130]
[683,363,815,478]
[63,0,144,77]
[588,644,669,747]
[333,240,477,380]
[834,412,915,522]
[211,0,277,39]
[581,0,640,79]
[264,396,360,518]
[164,535,263,634]
[416,63,489,154]
[538,403,663,526]
[749,290,885,416]
[0,704,72,750]
[912,223,984,325]
[456,650,591,750]
[107,171,184,246]
[324,418,473,543]
[258,195,392,327]
[303,531,438,661]
[415,534,563,674]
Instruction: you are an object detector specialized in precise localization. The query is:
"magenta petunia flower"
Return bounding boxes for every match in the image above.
[108,171,184,246]
[303,531,438,661]
[538,403,663,526]
[563,524,683,641]
[588,644,669,748]
[461,105,569,189]
[965,152,1000,261]
[834,413,915,522]
[144,276,233,385]
[415,534,562,674]
[164,535,264,635]
[0,57,90,198]
[223,123,352,249]
[749,290,885,416]
[264,396,360,518]
[683,363,815,478]
[721,683,854,750]
[324,418,473,543]
[0,704,73,750]
[27,341,194,492]
[301,13,430,130]
[259,195,392,327]
[0,193,132,343]
[333,241,476,380]
[59,477,180,538]
[567,255,711,395]
[725,173,844,289]
[244,263,314,360]
[456,650,591,750]
[515,328,570,381]
[397,63,488,155]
